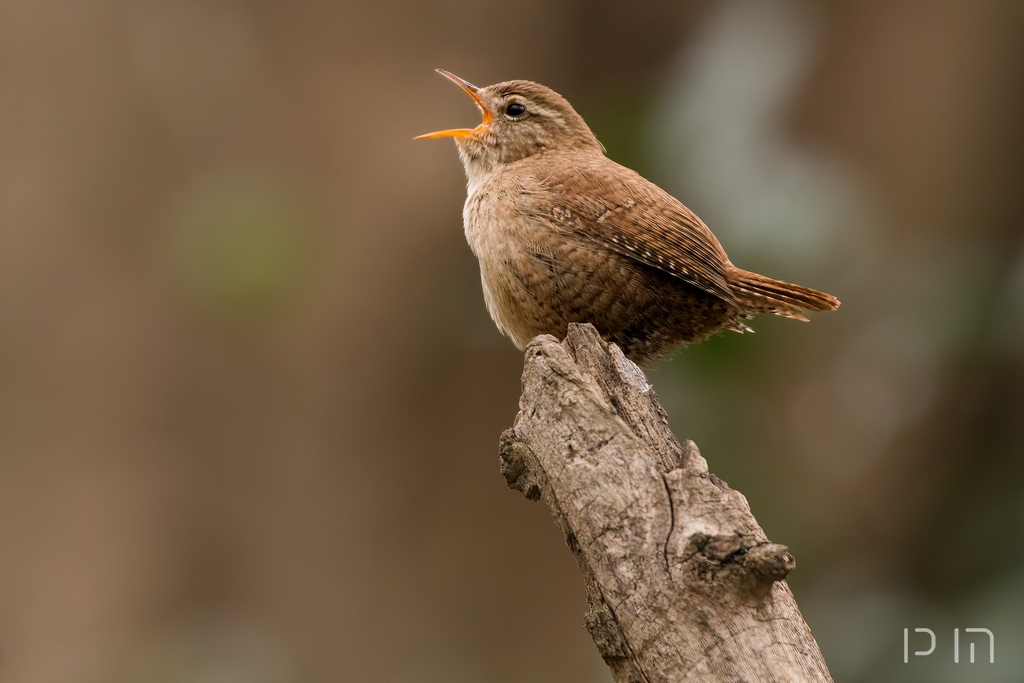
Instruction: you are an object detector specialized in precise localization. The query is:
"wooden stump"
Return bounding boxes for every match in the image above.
[500,323,833,683]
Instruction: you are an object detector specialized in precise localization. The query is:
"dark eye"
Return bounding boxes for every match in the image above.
[505,102,527,118]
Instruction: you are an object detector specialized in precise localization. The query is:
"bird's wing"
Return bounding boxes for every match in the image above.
[516,158,737,304]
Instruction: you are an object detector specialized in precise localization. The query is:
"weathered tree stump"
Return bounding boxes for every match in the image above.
[500,323,833,683]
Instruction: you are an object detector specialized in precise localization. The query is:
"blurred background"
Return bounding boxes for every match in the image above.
[0,0,1022,681]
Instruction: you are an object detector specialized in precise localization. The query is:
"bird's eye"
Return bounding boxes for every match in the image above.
[505,102,527,118]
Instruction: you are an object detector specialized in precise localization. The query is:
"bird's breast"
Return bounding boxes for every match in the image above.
[462,177,540,346]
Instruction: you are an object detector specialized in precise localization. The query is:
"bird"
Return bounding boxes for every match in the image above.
[416,69,839,366]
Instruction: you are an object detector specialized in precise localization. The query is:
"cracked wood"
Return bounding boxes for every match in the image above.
[500,323,833,683]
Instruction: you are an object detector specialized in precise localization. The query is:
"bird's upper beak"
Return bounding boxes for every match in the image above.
[415,69,492,140]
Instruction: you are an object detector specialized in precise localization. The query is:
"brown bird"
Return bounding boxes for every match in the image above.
[417,69,839,366]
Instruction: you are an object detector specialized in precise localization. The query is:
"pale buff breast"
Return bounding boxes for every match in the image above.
[462,174,557,349]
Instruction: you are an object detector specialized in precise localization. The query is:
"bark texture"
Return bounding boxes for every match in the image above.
[500,323,833,683]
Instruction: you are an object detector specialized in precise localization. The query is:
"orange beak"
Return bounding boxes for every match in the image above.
[415,69,492,140]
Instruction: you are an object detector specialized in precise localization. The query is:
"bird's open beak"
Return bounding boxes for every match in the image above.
[415,69,492,140]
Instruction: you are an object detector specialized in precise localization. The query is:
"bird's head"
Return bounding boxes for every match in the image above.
[416,70,603,178]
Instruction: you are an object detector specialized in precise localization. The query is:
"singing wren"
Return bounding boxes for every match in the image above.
[417,70,839,366]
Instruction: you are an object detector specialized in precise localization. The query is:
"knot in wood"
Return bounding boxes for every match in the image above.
[742,543,796,583]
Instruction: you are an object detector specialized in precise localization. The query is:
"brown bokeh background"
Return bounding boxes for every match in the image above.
[1,0,1022,681]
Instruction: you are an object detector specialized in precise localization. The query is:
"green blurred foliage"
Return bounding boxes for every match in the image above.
[168,173,316,324]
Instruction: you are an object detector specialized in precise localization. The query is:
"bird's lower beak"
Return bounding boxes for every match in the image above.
[415,69,492,140]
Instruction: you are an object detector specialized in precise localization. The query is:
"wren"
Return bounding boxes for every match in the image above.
[417,70,839,366]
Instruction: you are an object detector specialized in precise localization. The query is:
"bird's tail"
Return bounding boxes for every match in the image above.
[725,266,840,321]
